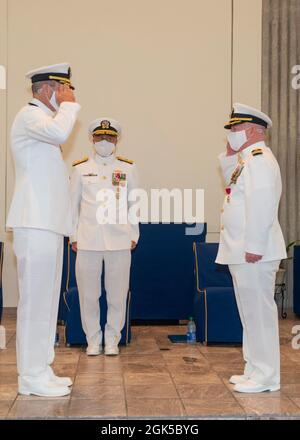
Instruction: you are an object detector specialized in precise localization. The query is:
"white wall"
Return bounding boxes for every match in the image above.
[0,0,262,306]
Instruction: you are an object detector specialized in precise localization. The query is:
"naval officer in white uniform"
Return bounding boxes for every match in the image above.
[7,63,81,397]
[70,118,139,356]
[216,103,287,393]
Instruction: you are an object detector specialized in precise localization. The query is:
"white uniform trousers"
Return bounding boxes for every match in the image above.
[13,228,63,378]
[75,249,131,347]
[229,260,280,386]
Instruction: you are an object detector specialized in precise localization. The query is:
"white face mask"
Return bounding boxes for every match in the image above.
[49,91,59,112]
[227,130,247,151]
[94,140,115,157]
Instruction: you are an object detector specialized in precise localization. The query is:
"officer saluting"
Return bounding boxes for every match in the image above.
[70,118,139,356]
[7,63,81,397]
[216,103,287,393]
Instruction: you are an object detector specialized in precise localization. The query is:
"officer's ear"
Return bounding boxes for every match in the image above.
[246,125,256,138]
[256,128,264,136]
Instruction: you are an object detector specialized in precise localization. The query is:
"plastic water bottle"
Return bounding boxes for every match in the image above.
[186,317,196,344]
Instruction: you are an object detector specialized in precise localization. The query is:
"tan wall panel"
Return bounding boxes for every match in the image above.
[232,0,262,107]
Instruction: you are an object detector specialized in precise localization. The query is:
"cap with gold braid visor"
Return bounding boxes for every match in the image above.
[31,68,75,90]
[224,112,268,130]
[92,120,119,137]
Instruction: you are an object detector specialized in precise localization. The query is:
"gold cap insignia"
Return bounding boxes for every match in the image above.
[101,120,111,129]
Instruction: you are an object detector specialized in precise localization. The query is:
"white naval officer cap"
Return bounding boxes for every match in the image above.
[89,118,122,137]
[224,103,272,129]
[25,62,75,90]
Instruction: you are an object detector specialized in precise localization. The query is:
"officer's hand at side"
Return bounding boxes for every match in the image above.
[131,241,137,250]
[226,142,237,156]
[71,242,78,253]
[56,84,76,105]
[245,252,262,263]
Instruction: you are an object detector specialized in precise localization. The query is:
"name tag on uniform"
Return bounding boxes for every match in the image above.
[82,173,99,184]
[112,170,127,187]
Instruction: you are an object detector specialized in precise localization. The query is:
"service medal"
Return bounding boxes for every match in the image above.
[225,187,231,203]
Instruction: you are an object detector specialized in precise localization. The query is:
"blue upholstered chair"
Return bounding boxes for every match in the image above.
[130,223,207,320]
[193,242,242,344]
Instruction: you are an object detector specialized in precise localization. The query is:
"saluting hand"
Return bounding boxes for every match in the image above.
[56,84,76,105]
[245,252,263,263]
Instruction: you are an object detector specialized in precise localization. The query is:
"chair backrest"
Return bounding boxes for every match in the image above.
[193,242,233,289]
[130,223,207,320]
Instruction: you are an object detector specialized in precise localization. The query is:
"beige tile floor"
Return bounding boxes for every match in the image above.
[1,308,300,419]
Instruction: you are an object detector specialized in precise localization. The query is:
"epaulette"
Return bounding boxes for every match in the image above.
[251,148,263,157]
[117,156,134,165]
[72,157,89,166]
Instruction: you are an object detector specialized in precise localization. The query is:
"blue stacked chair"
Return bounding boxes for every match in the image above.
[193,242,242,344]
[130,223,207,320]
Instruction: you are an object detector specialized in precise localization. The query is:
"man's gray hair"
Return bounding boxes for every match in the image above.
[32,80,57,95]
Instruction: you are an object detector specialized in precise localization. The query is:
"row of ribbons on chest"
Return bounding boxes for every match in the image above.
[82,171,127,186]
[225,159,245,203]
[82,172,127,200]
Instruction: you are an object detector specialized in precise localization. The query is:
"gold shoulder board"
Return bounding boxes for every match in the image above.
[251,149,263,157]
[117,156,134,165]
[72,157,89,166]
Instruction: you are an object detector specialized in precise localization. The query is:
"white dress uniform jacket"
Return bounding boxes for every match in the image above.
[7,98,81,236]
[216,142,287,264]
[70,153,139,250]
